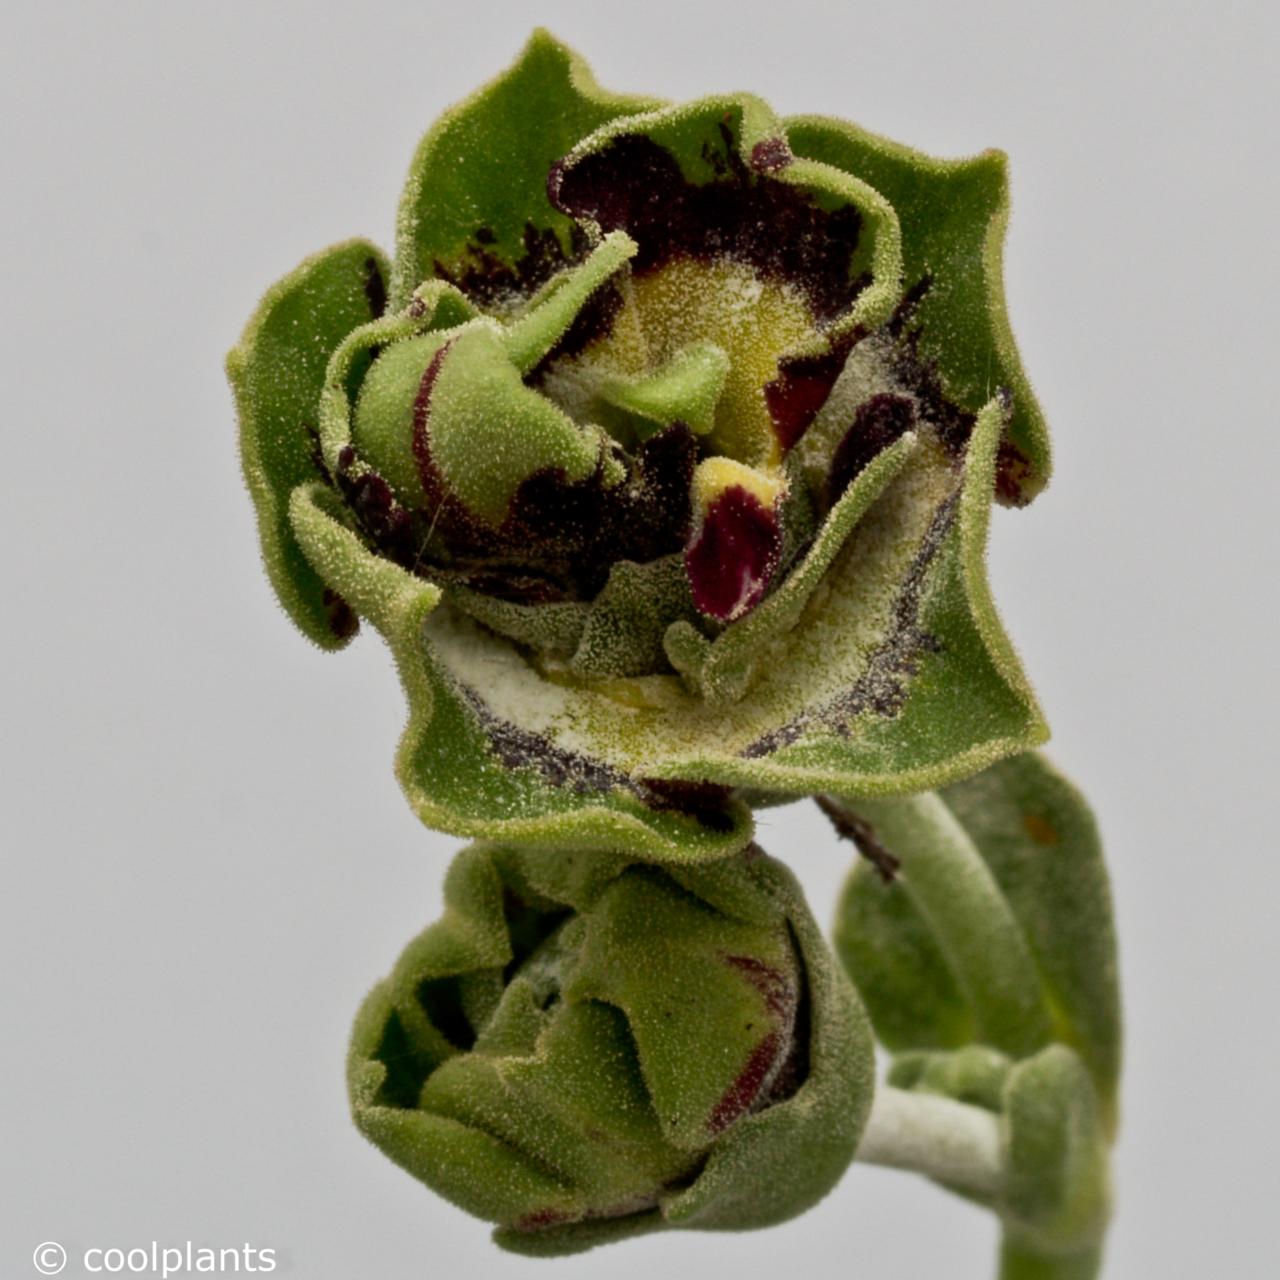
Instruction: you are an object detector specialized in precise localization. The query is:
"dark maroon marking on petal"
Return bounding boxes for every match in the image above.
[742,491,958,757]
[455,568,571,606]
[827,393,918,506]
[458,683,629,794]
[320,587,359,641]
[685,485,783,622]
[303,423,333,483]
[637,779,735,832]
[707,1032,783,1135]
[343,470,414,558]
[887,273,933,337]
[513,1208,574,1232]
[878,278,986,466]
[551,134,867,325]
[498,421,695,599]
[889,331,976,459]
[362,256,387,317]
[724,954,797,1020]
[750,137,793,174]
[410,340,453,498]
[310,421,422,569]
[456,685,734,827]
[764,331,860,451]
[434,222,590,312]
[759,923,810,1107]
[995,438,1034,507]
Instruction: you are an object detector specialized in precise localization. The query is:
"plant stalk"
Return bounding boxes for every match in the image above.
[854,1084,1003,1199]
[999,1236,1103,1280]
[824,792,1050,1057]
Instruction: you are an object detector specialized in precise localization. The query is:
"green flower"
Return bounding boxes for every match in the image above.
[348,843,872,1253]
[229,30,1049,860]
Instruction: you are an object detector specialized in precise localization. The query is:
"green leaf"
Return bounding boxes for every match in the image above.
[940,754,1122,1129]
[786,116,1050,503]
[1001,1047,1110,1255]
[390,30,661,309]
[886,1043,1111,1265]
[227,239,389,646]
[833,752,1121,1131]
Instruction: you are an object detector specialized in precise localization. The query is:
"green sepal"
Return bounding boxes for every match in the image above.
[390,30,661,309]
[786,116,1050,503]
[227,239,390,646]
[288,484,754,862]
[349,844,874,1253]
[833,752,1121,1131]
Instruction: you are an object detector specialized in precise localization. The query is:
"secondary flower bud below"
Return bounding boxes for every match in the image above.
[348,843,873,1252]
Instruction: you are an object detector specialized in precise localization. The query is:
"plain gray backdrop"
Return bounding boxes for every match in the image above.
[3,1,1276,1276]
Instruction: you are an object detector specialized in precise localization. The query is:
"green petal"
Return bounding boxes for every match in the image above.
[666,430,919,703]
[390,30,661,309]
[663,858,874,1231]
[571,555,698,680]
[428,324,608,527]
[289,484,753,861]
[641,397,1047,798]
[386,400,1040,810]
[227,239,389,646]
[564,870,798,1151]
[834,752,1121,1132]
[350,845,872,1252]
[349,983,577,1224]
[786,116,1050,503]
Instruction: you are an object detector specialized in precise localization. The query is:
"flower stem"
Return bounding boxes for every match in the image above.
[854,1085,1003,1198]
[999,1237,1103,1280]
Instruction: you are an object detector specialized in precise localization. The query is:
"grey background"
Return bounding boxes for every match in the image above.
[2,1,1275,1276]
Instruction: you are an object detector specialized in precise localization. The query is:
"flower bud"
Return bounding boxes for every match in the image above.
[348,843,873,1253]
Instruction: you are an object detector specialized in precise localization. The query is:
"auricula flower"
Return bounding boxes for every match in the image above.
[229,30,1047,860]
